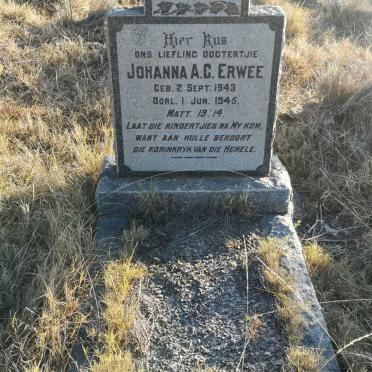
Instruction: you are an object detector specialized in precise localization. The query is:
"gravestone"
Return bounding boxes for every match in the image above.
[98,3,292,218]
[106,2,285,175]
[92,4,340,371]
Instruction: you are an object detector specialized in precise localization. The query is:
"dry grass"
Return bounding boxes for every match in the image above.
[245,314,263,341]
[268,0,372,370]
[91,259,146,370]
[258,237,293,295]
[138,190,254,220]
[0,0,112,369]
[91,350,135,372]
[217,194,255,216]
[255,0,310,39]
[225,237,243,250]
[0,0,371,370]
[304,242,372,370]
[138,187,170,221]
[102,260,146,348]
[90,222,149,369]
[303,242,332,276]
[121,222,150,255]
[316,0,372,46]
[288,346,321,372]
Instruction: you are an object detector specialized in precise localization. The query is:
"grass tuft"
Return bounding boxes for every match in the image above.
[288,346,321,371]
[217,194,255,217]
[138,188,170,221]
[303,243,332,276]
[91,350,135,372]
[121,222,150,256]
[245,314,263,341]
[102,259,147,349]
[258,238,292,295]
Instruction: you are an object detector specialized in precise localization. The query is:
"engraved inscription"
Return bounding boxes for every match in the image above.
[116,23,276,172]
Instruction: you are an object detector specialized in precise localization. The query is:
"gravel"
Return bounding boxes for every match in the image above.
[132,215,287,371]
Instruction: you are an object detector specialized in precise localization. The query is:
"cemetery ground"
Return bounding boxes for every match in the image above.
[0,0,371,370]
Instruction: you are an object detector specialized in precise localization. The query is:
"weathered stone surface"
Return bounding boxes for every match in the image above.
[106,6,285,175]
[261,213,340,372]
[94,215,130,255]
[150,0,244,17]
[95,154,292,217]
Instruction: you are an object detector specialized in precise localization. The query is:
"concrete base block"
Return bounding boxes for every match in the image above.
[96,154,292,217]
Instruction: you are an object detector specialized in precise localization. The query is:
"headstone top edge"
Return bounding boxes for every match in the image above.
[106,6,144,17]
[250,5,285,17]
[106,5,285,18]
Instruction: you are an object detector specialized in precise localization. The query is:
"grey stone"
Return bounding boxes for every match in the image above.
[106,6,285,176]
[95,154,292,217]
[149,0,245,17]
[94,215,130,256]
[261,213,340,372]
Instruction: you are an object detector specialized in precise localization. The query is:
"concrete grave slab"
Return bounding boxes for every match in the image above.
[93,174,340,371]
